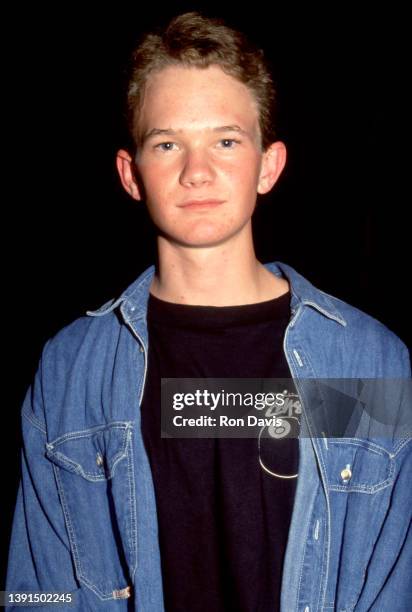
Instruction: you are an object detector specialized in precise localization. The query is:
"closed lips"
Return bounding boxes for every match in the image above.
[179,200,224,207]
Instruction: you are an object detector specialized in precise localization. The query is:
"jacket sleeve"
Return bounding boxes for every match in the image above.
[5,355,90,611]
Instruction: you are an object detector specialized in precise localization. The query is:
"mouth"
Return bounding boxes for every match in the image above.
[178,199,225,209]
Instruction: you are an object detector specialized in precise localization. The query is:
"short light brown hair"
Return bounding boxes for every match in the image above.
[125,12,277,152]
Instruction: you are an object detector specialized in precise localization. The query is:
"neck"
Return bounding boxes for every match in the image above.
[150,227,289,306]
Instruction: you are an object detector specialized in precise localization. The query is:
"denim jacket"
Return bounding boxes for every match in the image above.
[6,262,412,611]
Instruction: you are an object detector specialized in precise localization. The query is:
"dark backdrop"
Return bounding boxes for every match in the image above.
[3,2,410,586]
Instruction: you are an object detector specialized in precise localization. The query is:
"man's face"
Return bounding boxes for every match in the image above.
[130,64,282,248]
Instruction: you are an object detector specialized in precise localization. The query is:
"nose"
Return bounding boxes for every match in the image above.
[179,148,215,187]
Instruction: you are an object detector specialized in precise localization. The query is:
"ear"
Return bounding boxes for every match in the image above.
[116,149,142,201]
[257,141,287,195]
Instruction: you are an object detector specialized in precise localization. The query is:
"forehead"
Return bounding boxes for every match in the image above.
[137,64,260,136]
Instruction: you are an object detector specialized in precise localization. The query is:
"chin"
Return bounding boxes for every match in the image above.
[168,231,243,249]
[159,221,229,246]
[157,217,252,249]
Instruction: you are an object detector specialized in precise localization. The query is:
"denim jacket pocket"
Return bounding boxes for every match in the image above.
[45,421,136,602]
[326,438,395,493]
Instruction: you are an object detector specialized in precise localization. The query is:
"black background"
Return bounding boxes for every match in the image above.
[2,1,410,586]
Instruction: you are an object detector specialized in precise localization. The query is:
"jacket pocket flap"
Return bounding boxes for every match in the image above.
[45,422,132,481]
[327,439,394,493]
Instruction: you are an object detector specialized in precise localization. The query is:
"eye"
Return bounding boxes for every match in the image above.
[219,138,241,149]
[155,142,178,152]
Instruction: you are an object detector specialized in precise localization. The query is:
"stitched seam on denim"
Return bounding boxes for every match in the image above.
[315,437,331,609]
[53,464,119,600]
[48,449,129,481]
[22,408,47,435]
[283,311,306,610]
[327,440,395,490]
[52,464,84,587]
[317,288,348,322]
[328,439,391,457]
[329,456,394,493]
[393,437,411,456]
[48,422,131,447]
[295,504,317,610]
[48,423,129,475]
[285,312,331,610]
[76,576,117,601]
[48,452,82,473]
[315,516,328,611]
[302,299,346,326]
[127,429,138,581]
[133,341,146,412]
[86,297,125,317]
[286,320,330,609]
[288,304,303,329]
[329,481,393,493]
[144,439,159,608]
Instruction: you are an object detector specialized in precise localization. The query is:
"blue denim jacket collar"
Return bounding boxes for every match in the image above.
[89,261,347,332]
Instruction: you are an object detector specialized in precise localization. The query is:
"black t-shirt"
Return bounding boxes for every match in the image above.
[141,291,300,612]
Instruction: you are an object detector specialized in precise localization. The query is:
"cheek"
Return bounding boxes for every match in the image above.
[145,188,178,229]
[140,165,162,191]
[140,156,175,183]
[224,158,261,189]
[140,166,170,204]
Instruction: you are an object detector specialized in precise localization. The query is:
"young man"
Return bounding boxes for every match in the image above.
[6,12,411,612]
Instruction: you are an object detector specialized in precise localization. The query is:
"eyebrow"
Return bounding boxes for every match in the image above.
[141,125,249,145]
